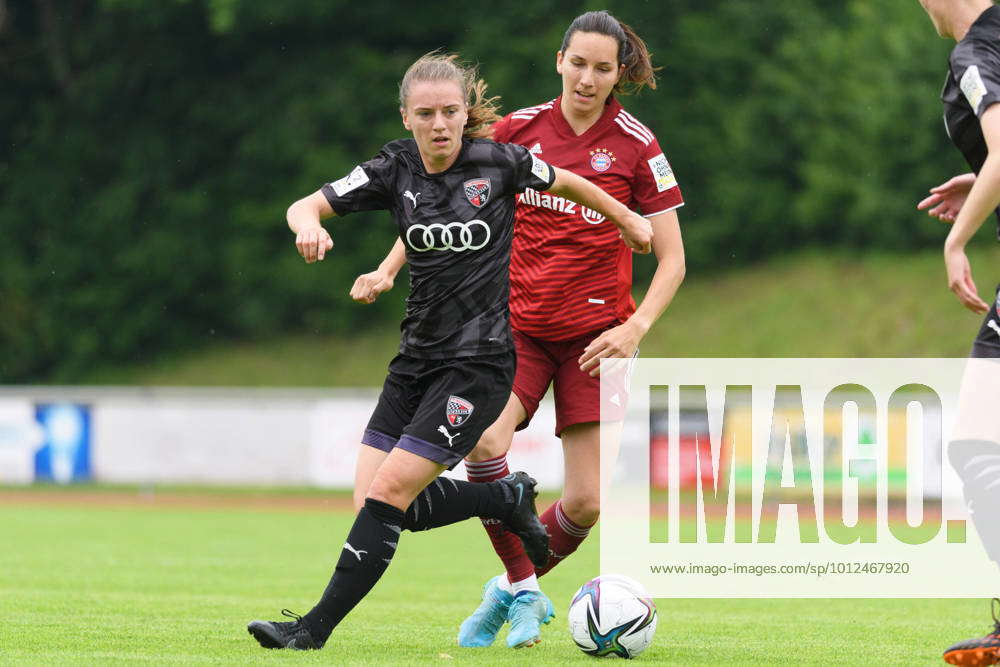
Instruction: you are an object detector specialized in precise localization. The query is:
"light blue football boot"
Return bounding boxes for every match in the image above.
[505,590,555,648]
[457,575,513,647]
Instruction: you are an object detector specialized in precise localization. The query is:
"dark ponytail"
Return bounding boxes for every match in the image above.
[560,10,658,95]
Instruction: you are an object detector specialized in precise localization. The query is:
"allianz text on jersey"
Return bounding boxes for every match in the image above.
[518,187,606,225]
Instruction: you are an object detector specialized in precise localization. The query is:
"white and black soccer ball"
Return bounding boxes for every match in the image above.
[567,574,657,658]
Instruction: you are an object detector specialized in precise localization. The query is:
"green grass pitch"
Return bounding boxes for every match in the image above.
[0,493,990,665]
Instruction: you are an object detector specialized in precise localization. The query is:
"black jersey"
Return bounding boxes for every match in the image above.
[942,4,1000,234]
[322,138,556,359]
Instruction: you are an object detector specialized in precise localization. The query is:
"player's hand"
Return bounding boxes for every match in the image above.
[579,320,643,377]
[350,269,395,304]
[295,226,334,263]
[945,243,989,314]
[918,173,976,223]
[616,212,653,254]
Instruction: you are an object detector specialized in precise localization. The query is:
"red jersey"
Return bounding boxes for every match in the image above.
[492,96,684,341]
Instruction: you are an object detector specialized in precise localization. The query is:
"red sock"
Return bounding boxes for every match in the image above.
[534,500,593,578]
[465,456,536,584]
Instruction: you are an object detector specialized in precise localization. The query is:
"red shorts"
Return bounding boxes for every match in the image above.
[512,328,615,437]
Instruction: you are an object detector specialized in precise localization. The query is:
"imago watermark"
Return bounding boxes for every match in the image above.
[599,358,1000,597]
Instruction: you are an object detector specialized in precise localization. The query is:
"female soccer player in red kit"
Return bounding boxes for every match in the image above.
[353,11,686,649]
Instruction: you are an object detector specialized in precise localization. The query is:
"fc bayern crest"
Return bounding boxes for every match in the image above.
[446,395,474,426]
[589,148,615,173]
[464,178,491,208]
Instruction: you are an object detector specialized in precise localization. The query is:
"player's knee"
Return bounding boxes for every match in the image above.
[366,474,411,510]
[561,494,600,527]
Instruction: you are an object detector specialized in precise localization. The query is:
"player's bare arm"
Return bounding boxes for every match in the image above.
[548,166,653,254]
[350,238,406,304]
[944,105,1000,313]
[918,172,976,222]
[579,210,685,376]
[286,189,336,264]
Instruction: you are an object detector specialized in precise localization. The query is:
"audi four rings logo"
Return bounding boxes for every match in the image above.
[405,220,491,252]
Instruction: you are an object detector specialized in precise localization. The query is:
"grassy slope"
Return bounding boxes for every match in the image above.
[0,500,987,665]
[645,246,1000,359]
[76,247,1000,387]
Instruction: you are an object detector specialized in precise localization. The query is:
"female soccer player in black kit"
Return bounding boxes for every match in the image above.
[916,1,1000,665]
[245,53,653,651]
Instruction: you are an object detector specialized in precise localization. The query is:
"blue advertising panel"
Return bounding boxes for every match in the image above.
[34,403,92,483]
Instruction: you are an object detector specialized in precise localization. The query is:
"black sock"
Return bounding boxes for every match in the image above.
[402,476,512,531]
[302,498,404,642]
[949,439,1000,565]
[300,479,514,642]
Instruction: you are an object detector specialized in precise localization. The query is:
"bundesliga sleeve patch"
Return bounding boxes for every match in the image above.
[330,165,370,196]
[647,153,677,192]
[961,65,989,114]
[530,154,552,184]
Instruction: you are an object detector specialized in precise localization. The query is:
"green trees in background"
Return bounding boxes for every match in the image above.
[0,0,964,381]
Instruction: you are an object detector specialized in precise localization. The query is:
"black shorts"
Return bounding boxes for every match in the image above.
[971,284,1000,359]
[361,350,515,468]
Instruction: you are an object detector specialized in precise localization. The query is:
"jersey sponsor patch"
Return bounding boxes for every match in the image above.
[446,395,474,426]
[647,153,677,192]
[463,178,491,208]
[530,154,551,183]
[405,220,491,253]
[961,65,989,114]
[330,165,370,196]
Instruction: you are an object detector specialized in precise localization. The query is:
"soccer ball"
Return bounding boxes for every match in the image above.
[567,574,657,658]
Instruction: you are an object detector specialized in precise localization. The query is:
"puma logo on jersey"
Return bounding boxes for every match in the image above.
[344,542,367,561]
[437,425,458,448]
[403,191,420,208]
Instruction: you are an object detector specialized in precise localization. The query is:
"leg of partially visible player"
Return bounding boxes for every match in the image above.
[944,330,1000,666]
